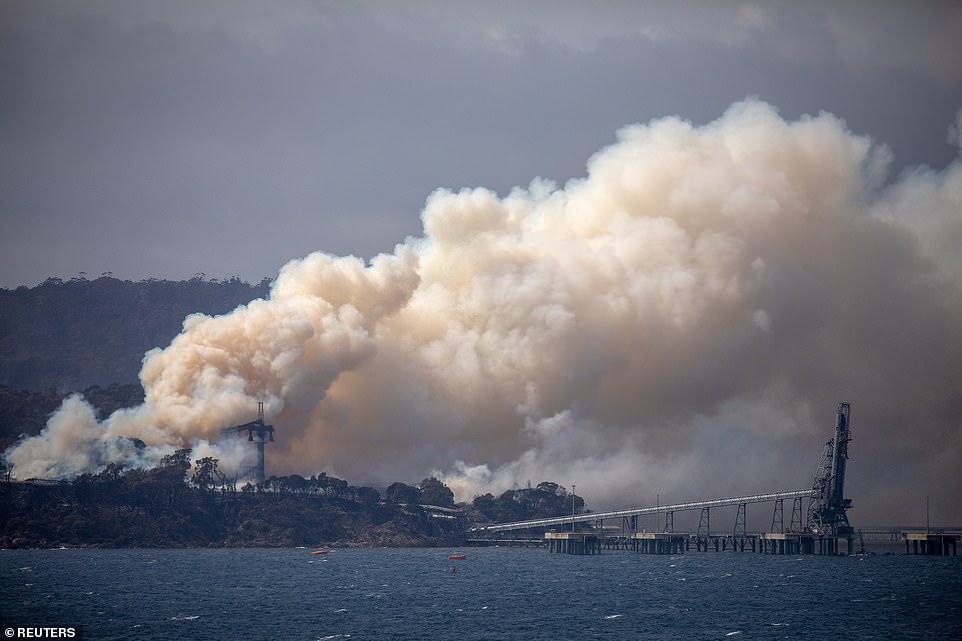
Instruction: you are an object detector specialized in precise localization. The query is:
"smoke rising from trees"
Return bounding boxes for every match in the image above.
[6,100,961,524]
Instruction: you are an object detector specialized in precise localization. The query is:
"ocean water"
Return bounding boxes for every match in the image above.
[1,547,960,640]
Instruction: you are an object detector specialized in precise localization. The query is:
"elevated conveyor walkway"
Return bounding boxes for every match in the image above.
[469,489,812,535]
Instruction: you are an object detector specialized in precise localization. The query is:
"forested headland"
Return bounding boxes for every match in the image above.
[0,456,584,548]
[0,452,466,548]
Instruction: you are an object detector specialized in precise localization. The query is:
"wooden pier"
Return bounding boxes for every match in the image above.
[547,531,856,556]
[629,533,687,554]
[757,532,853,555]
[545,532,601,555]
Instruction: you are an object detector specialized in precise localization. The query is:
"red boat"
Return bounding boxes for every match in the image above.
[448,553,466,560]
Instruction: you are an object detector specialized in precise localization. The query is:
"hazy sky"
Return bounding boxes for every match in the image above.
[1,0,960,288]
[3,2,962,526]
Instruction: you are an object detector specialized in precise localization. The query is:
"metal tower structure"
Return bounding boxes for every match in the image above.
[806,402,853,535]
[221,402,275,483]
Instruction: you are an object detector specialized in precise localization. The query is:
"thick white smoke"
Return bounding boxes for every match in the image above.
[6,100,962,525]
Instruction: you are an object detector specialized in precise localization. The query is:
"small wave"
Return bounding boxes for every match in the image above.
[603,614,624,620]
[770,623,789,627]
[170,615,200,621]
[725,632,743,636]
[334,608,348,613]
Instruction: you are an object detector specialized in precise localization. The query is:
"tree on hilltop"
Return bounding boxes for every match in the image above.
[418,477,455,506]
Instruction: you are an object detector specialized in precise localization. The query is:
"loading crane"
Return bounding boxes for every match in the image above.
[221,401,274,483]
[807,402,853,535]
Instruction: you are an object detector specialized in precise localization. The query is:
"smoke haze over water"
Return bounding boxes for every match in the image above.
[6,100,962,525]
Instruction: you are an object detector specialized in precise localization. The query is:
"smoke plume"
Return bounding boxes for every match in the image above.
[6,100,962,525]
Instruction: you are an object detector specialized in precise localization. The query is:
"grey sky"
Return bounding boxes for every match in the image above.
[1,0,960,288]
[4,2,962,526]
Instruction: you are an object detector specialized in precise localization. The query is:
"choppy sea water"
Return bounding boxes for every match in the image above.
[1,547,960,640]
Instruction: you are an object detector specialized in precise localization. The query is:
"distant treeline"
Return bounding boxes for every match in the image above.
[0,450,465,548]
[0,446,585,548]
[0,275,271,392]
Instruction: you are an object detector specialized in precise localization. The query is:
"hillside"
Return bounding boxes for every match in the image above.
[0,275,271,392]
[0,383,144,452]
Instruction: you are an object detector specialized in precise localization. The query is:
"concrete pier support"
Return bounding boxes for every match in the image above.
[903,533,959,555]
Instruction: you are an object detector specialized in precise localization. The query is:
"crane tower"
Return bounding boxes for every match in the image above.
[807,402,853,535]
[221,402,275,483]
